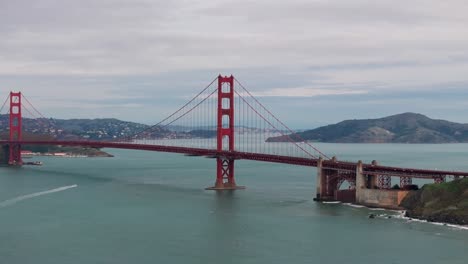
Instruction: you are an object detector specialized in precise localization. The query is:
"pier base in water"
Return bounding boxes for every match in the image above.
[206,157,245,190]
[205,183,246,190]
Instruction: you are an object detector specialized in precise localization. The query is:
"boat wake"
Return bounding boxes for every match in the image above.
[0,184,78,208]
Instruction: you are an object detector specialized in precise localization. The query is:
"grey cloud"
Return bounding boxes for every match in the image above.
[0,0,468,126]
[1,0,467,75]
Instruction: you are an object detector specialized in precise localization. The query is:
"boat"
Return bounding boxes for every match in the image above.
[24,161,43,166]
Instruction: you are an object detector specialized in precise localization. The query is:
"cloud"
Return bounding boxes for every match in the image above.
[1,0,467,76]
[0,0,468,126]
[251,87,368,97]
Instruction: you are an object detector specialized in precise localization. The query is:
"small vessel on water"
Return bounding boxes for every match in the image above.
[24,161,43,166]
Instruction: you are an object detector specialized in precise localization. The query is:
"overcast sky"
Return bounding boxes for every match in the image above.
[1,0,468,128]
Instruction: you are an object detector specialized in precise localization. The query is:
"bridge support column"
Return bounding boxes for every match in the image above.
[355,160,365,204]
[371,160,391,189]
[8,92,22,166]
[367,160,379,189]
[314,157,325,200]
[206,157,244,190]
[400,176,412,188]
[434,175,446,184]
[206,75,244,190]
[378,175,391,189]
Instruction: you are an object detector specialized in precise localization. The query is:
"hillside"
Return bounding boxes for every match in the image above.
[0,132,112,162]
[400,178,468,225]
[0,115,215,141]
[267,113,468,143]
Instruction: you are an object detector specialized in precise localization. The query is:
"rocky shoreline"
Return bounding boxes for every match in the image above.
[400,178,468,225]
[404,211,468,226]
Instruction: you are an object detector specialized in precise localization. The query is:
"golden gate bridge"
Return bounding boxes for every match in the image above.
[1,75,467,204]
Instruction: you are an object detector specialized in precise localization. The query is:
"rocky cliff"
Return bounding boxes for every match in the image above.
[400,178,468,225]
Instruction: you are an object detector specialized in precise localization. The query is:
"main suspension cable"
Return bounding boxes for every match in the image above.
[235,78,329,159]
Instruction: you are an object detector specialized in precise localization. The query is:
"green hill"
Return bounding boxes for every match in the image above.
[0,115,214,141]
[400,178,468,225]
[267,113,468,143]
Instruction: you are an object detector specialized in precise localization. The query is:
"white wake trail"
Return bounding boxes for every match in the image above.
[0,184,77,208]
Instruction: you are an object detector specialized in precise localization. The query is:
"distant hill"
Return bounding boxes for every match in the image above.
[266,113,468,143]
[0,115,215,141]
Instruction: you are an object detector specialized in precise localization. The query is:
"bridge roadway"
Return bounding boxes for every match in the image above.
[3,140,468,179]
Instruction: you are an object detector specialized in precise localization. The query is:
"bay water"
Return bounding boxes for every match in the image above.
[0,143,467,263]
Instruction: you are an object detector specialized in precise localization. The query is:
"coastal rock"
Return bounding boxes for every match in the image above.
[400,178,468,225]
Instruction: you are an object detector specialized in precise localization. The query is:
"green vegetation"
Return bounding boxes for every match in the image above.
[0,114,215,140]
[267,112,468,143]
[400,178,468,225]
[0,131,112,159]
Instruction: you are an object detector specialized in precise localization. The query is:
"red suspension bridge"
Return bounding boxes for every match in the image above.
[1,75,467,204]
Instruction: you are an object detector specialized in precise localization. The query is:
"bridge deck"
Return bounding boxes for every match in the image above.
[3,140,468,179]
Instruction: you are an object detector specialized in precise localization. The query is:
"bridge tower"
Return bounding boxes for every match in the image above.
[207,75,244,190]
[9,92,23,165]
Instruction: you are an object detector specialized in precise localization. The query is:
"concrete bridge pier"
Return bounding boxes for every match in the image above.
[356,160,411,209]
[315,157,325,200]
[315,156,356,202]
[0,145,22,166]
[368,160,379,188]
[314,157,337,201]
[355,160,365,203]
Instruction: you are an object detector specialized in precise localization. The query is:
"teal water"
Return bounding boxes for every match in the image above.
[0,144,467,264]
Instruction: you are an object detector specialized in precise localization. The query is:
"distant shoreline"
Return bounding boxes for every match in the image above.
[22,151,113,158]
